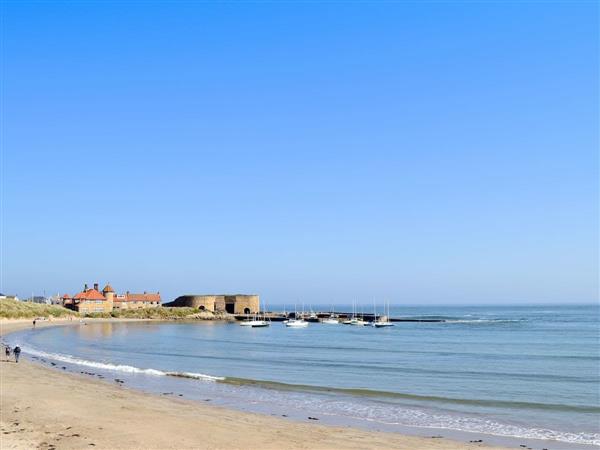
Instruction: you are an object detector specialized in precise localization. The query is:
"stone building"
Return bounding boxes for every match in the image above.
[164,294,259,314]
[104,284,162,310]
[67,284,113,314]
[64,283,161,314]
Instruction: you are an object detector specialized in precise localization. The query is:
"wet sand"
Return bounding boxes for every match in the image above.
[0,319,509,449]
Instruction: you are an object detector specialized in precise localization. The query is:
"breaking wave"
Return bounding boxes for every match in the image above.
[398,315,528,324]
[441,318,527,324]
[22,346,224,381]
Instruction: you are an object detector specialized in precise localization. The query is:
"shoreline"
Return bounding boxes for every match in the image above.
[0,319,560,450]
[0,318,509,450]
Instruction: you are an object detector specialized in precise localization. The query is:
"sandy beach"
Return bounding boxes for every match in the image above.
[0,319,511,450]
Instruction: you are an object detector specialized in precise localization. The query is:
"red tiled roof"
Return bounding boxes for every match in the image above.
[61,293,71,299]
[114,293,161,302]
[73,289,106,301]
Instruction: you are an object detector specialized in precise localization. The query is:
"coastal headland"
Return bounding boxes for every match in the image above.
[0,319,509,450]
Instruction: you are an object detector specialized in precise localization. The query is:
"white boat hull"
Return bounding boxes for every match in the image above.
[286,320,308,328]
[373,322,394,327]
[240,320,270,327]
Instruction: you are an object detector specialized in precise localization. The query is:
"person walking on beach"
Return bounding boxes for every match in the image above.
[13,346,21,363]
[4,345,11,361]
[33,319,36,328]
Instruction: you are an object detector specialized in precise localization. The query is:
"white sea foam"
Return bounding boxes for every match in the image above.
[23,347,224,381]
[442,319,525,324]
[244,389,600,446]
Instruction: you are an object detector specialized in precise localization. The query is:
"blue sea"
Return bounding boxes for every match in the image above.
[7,304,599,448]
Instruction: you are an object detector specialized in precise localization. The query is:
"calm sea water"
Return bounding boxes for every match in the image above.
[7,304,600,448]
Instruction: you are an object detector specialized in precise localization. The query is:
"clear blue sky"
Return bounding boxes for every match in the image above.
[1,1,598,305]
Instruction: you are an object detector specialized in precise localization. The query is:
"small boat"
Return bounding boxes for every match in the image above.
[373,300,394,328]
[240,303,271,327]
[240,318,270,327]
[286,303,309,328]
[306,310,319,322]
[349,303,367,326]
[322,314,339,324]
[350,317,367,326]
[239,314,255,326]
[285,318,308,328]
[343,301,358,324]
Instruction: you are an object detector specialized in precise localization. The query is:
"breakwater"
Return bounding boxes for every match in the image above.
[235,311,446,322]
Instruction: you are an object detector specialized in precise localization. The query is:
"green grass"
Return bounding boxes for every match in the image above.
[111,307,199,319]
[0,298,227,321]
[0,297,77,319]
[84,307,225,320]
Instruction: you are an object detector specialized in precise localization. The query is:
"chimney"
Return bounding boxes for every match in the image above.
[84,283,88,291]
[94,283,99,291]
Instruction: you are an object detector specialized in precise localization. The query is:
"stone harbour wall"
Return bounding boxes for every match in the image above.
[164,294,259,314]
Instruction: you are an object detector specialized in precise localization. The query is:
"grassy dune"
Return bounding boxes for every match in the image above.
[112,307,201,319]
[0,298,230,321]
[86,307,231,320]
[0,298,76,319]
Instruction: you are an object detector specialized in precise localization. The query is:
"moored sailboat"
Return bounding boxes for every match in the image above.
[322,314,339,324]
[285,317,309,328]
[286,303,309,328]
[373,300,394,327]
[240,301,271,327]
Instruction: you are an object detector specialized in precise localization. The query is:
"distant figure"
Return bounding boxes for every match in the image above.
[13,346,21,363]
[33,319,37,328]
[4,345,11,361]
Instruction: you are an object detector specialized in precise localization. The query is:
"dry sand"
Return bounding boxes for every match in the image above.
[0,319,508,450]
